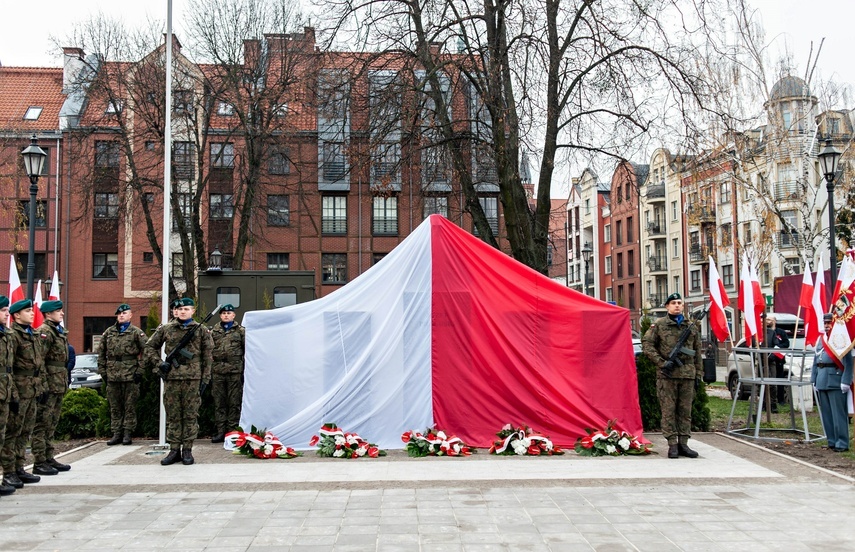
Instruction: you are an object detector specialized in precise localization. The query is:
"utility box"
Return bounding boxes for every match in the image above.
[197,270,316,322]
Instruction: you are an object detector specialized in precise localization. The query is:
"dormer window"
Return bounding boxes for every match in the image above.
[105,100,123,114]
[217,102,234,116]
[24,106,43,120]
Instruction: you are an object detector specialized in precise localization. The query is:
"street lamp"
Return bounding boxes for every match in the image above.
[21,135,47,301]
[819,138,842,286]
[581,242,593,296]
[208,247,222,272]
[44,278,63,298]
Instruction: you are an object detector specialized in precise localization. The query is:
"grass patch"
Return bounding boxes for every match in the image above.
[707,396,827,437]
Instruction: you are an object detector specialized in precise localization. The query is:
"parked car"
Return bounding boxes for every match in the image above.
[632,338,642,358]
[69,353,103,390]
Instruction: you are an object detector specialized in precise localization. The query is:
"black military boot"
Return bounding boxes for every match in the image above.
[16,469,41,483]
[161,448,182,466]
[106,433,123,446]
[182,448,195,465]
[3,473,23,489]
[0,480,15,495]
[33,462,59,476]
[211,432,225,444]
[122,430,132,445]
[47,458,71,472]
[678,443,699,458]
[667,444,679,459]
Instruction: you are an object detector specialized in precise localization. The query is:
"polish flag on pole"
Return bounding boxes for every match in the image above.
[8,255,24,303]
[32,280,44,328]
[708,256,730,342]
[749,256,765,343]
[805,257,827,346]
[48,270,60,300]
[738,252,759,343]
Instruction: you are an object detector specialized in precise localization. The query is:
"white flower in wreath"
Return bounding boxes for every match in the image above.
[356,447,367,457]
[618,437,631,451]
[606,444,616,454]
[263,443,274,456]
[335,436,346,446]
[429,444,436,453]
[333,449,345,457]
[545,440,554,451]
[453,443,461,453]
[436,431,447,440]
[512,442,527,455]
[249,440,261,450]
[520,438,531,448]
[346,435,358,445]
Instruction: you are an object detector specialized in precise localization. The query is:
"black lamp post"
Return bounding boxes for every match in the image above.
[819,138,842,286]
[21,135,47,301]
[581,242,593,296]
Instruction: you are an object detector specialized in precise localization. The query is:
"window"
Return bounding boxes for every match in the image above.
[273,286,297,307]
[318,70,349,119]
[625,183,631,201]
[24,106,43,120]
[828,117,840,135]
[173,142,195,179]
[95,141,120,167]
[94,193,119,218]
[267,195,290,226]
[105,99,123,114]
[629,284,636,310]
[19,200,47,228]
[422,146,449,184]
[721,264,733,286]
[373,143,400,184]
[267,253,290,270]
[217,287,240,308]
[616,221,623,245]
[782,107,792,130]
[15,253,45,282]
[322,253,347,284]
[93,253,118,279]
[743,223,752,245]
[145,141,156,151]
[627,217,633,242]
[617,285,624,305]
[217,102,234,116]
[322,142,346,181]
[268,147,290,175]
[171,253,184,279]
[604,224,611,242]
[671,201,678,220]
[762,263,771,286]
[273,103,288,118]
[372,196,398,235]
[617,253,623,278]
[584,199,590,215]
[143,252,153,263]
[322,195,347,234]
[210,194,234,219]
[673,276,680,294]
[672,238,678,258]
[720,181,731,204]
[720,223,732,247]
[373,253,391,266]
[547,245,553,267]
[173,193,192,230]
[616,186,622,204]
[144,193,155,205]
[605,256,612,274]
[690,270,701,291]
[477,196,499,235]
[174,90,193,114]
[786,257,801,275]
[211,143,235,168]
[369,71,401,128]
[628,250,634,275]
[423,196,448,218]
[605,288,613,303]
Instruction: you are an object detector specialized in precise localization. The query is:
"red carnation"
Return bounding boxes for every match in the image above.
[401,431,412,443]
[309,435,320,447]
[368,446,380,458]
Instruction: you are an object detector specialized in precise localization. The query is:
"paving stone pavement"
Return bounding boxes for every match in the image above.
[1,433,853,551]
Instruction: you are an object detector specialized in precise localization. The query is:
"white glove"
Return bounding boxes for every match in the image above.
[843,383,850,394]
[813,385,819,395]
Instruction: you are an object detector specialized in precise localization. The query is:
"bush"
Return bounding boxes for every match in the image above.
[134,361,217,439]
[56,388,110,439]
[636,353,710,432]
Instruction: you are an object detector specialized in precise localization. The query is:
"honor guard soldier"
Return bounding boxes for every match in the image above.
[0,300,46,487]
[0,296,19,496]
[97,304,148,446]
[31,300,71,475]
[812,313,854,452]
[642,292,703,459]
[146,297,213,466]
[210,304,245,443]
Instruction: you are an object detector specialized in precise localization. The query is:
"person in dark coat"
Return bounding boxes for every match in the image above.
[765,315,790,412]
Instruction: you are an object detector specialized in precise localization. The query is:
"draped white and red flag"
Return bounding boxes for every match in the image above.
[750,256,765,342]
[738,252,761,343]
[8,255,24,303]
[828,253,855,359]
[32,280,44,328]
[48,270,60,300]
[804,257,827,347]
[708,256,730,342]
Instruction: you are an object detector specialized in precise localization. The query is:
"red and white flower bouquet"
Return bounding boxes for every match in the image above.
[401,428,473,457]
[489,423,564,456]
[574,419,651,457]
[309,423,386,458]
[225,426,301,459]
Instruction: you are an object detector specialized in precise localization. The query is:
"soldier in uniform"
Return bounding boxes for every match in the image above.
[210,304,245,443]
[642,292,703,459]
[146,297,213,466]
[98,304,148,446]
[812,313,854,452]
[0,296,19,496]
[31,300,71,475]
[0,299,45,487]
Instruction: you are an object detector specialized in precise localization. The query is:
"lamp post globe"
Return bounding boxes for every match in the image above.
[20,135,47,300]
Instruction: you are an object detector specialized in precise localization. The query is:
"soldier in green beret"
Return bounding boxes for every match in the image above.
[97,304,148,446]
[31,300,70,475]
[0,296,19,495]
[210,304,245,443]
[146,297,213,465]
[0,300,45,487]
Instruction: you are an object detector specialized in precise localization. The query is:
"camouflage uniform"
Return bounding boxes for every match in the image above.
[0,324,18,484]
[31,320,68,464]
[211,321,245,436]
[146,319,213,452]
[642,315,702,446]
[0,322,47,474]
[97,322,147,437]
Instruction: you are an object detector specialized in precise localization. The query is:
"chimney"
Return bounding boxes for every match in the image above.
[303,26,315,48]
[62,47,85,94]
[244,39,261,67]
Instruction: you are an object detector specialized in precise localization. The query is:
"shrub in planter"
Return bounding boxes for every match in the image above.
[56,388,110,439]
[636,353,710,432]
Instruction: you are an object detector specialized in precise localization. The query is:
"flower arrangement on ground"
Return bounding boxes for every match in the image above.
[489,423,564,455]
[309,423,386,458]
[401,428,474,457]
[225,426,301,459]
[573,419,651,457]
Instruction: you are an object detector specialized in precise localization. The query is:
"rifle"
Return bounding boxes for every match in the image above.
[158,304,223,380]
[661,307,708,377]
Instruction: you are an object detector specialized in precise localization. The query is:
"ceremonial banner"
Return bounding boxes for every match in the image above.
[828,254,855,358]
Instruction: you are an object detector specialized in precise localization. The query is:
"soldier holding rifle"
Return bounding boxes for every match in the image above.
[642,292,704,459]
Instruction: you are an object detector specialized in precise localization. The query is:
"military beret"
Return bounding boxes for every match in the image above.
[178,297,195,307]
[9,299,33,314]
[221,304,235,312]
[170,299,181,309]
[39,300,63,313]
[823,313,833,322]
[665,292,682,304]
[0,296,8,309]
[115,303,131,315]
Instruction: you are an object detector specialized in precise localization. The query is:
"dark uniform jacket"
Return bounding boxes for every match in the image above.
[211,323,245,375]
[97,323,148,383]
[36,320,69,394]
[146,319,213,383]
[642,315,703,379]
[0,325,18,404]
[10,322,47,398]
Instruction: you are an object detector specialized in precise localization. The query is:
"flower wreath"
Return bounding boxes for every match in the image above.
[309,423,386,458]
[489,423,564,456]
[574,419,651,456]
[225,426,301,459]
[401,428,473,457]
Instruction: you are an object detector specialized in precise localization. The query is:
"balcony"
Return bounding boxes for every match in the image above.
[647,255,667,272]
[777,231,801,249]
[646,184,665,201]
[686,203,716,224]
[647,221,665,236]
[774,181,801,201]
[647,293,665,308]
[689,245,712,263]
